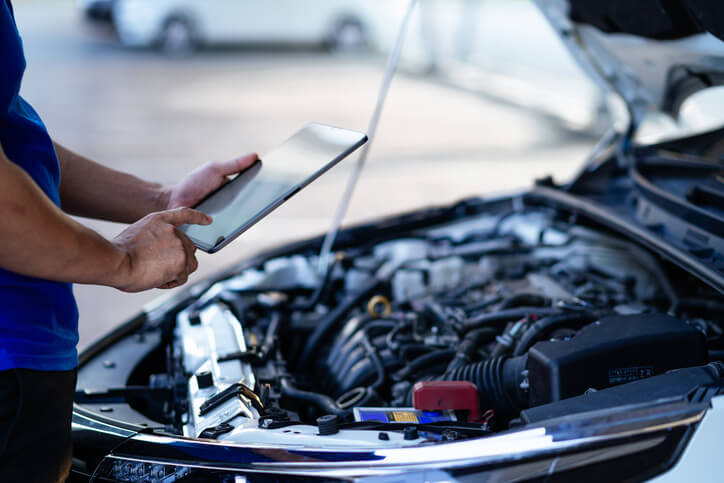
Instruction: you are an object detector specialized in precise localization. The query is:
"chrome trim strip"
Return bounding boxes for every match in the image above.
[105,402,705,477]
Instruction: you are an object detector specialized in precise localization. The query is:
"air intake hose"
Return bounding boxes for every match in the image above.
[443,355,528,415]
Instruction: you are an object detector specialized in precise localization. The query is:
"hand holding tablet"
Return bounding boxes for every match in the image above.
[180,123,367,253]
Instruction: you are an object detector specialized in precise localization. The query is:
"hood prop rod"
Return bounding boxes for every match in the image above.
[317,0,418,276]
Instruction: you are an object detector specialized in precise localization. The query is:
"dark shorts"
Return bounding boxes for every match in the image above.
[0,368,77,483]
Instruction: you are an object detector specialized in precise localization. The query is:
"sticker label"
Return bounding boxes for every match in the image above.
[390,411,419,423]
[608,366,654,384]
[353,407,456,424]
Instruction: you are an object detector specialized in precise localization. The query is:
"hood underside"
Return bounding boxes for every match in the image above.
[568,0,724,41]
[535,0,724,119]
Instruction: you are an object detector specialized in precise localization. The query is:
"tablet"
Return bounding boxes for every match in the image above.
[180,123,367,253]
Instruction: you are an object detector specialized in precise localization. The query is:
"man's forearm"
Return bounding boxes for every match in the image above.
[0,146,128,286]
[55,143,168,223]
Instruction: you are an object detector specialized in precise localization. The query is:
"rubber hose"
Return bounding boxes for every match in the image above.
[460,307,562,333]
[362,332,386,389]
[290,257,341,311]
[462,296,502,314]
[298,277,380,368]
[499,293,550,310]
[337,337,389,394]
[396,349,456,380]
[328,321,395,380]
[279,377,347,417]
[443,355,527,413]
[446,327,497,372]
[399,344,436,360]
[513,312,598,357]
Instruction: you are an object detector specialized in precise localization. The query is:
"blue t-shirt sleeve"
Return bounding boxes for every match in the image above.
[0,0,80,371]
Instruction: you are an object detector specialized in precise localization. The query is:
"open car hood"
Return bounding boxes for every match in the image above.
[534,0,724,121]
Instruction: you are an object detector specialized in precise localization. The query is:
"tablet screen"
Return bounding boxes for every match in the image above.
[180,124,367,252]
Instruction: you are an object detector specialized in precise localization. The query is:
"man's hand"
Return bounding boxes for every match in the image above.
[163,153,259,210]
[4,144,257,291]
[111,208,211,292]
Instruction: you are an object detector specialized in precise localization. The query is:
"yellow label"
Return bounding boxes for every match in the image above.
[391,411,419,423]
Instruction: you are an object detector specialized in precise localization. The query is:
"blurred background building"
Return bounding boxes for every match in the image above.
[14,0,606,348]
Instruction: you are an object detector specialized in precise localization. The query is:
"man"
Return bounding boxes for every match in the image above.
[0,1,257,481]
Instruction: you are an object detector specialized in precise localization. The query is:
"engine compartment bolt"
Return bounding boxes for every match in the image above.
[317,414,339,435]
[403,426,419,440]
[196,370,214,389]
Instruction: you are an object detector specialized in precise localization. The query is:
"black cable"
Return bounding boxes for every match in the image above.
[289,257,341,311]
[498,293,550,310]
[513,312,599,357]
[327,320,396,392]
[298,277,381,369]
[462,295,502,313]
[385,319,410,351]
[395,349,456,380]
[279,377,347,417]
[446,327,497,372]
[442,283,494,304]
[257,312,281,362]
[361,333,386,389]
[399,343,436,361]
[678,298,724,314]
[460,307,562,333]
[488,209,519,238]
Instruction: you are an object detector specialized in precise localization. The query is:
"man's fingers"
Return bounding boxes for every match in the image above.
[160,280,182,290]
[175,229,198,277]
[159,207,212,227]
[215,153,258,177]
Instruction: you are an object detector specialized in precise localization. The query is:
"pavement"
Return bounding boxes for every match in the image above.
[12,0,598,350]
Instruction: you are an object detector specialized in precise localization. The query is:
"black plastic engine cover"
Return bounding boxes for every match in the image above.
[527,314,707,407]
[522,362,724,424]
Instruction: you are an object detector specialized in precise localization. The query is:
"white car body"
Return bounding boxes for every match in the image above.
[113,0,373,48]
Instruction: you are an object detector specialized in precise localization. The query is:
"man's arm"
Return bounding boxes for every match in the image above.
[55,143,166,223]
[0,144,210,292]
[55,143,258,223]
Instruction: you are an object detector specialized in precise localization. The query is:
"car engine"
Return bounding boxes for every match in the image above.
[126,205,723,445]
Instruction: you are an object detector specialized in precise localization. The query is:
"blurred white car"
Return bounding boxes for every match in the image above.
[77,0,115,21]
[112,0,373,52]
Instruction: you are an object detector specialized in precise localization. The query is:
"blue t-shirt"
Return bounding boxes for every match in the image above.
[0,0,79,371]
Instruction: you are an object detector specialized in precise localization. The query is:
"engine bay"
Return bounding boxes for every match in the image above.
[77,203,724,448]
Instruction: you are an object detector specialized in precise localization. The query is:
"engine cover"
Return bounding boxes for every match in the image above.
[527,314,708,406]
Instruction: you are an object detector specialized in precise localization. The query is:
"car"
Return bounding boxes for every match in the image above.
[70,1,724,481]
[111,0,374,53]
[77,0,115,22]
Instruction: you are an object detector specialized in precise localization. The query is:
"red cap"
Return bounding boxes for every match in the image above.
[413,381,481,422]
